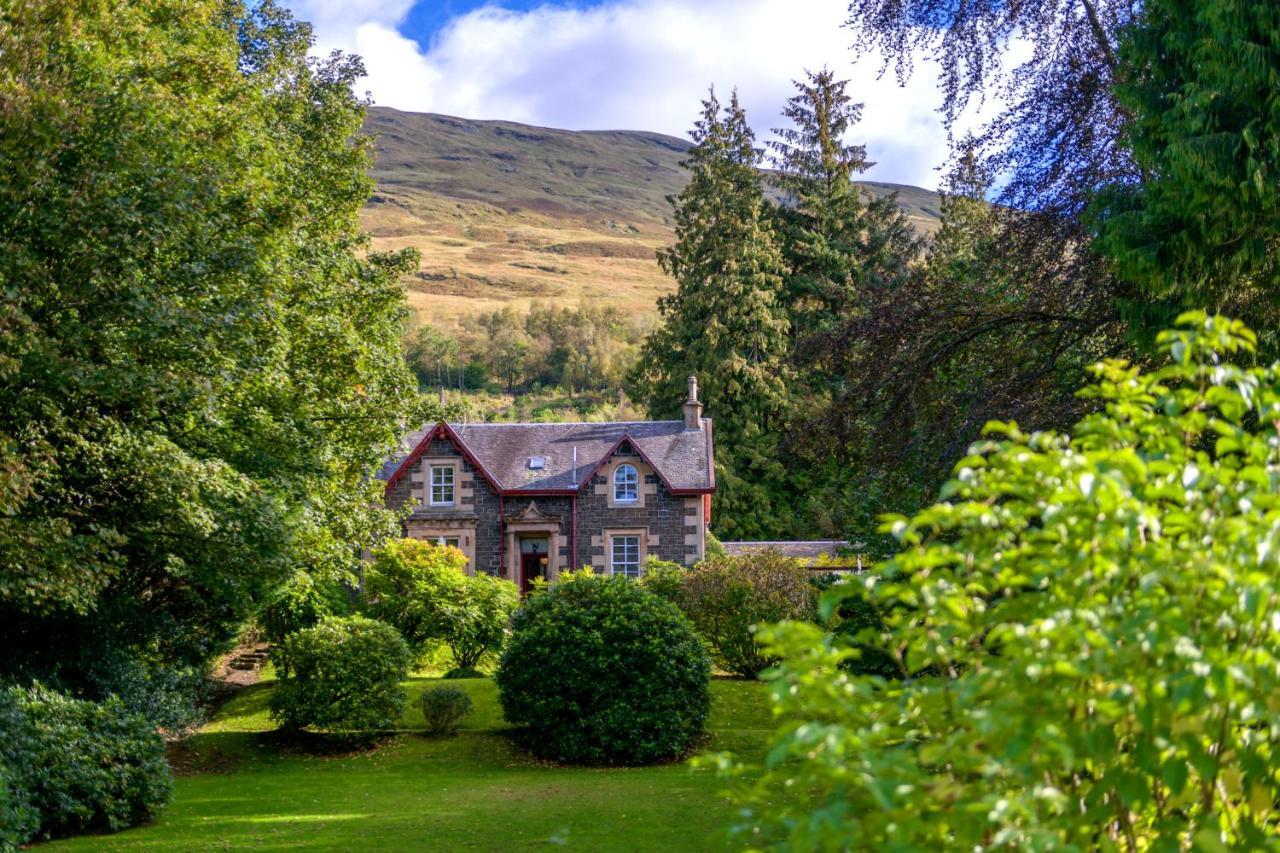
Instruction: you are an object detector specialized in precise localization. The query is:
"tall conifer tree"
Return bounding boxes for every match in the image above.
[769,69,919,355]
[631,89,792,539]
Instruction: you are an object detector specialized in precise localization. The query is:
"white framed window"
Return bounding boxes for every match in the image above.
[610,535,641,578]
[429,465,455,506]
[613,464,638,503]
[434,536,461,549]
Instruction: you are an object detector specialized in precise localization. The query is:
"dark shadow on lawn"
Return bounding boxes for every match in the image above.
[169,729,396,775]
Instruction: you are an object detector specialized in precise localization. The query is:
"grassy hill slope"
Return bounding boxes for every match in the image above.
[361,107,941,327]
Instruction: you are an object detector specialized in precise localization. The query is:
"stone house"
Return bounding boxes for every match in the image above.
[379,377,714,592]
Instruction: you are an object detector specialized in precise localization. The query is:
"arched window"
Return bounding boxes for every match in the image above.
[613,463,638,503]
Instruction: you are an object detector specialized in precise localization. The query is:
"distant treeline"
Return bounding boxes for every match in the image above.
[404,303,644,397]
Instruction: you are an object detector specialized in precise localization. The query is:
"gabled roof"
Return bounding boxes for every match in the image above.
[380,419,715,496]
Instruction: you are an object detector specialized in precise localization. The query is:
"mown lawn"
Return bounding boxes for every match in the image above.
[48,677,772,851]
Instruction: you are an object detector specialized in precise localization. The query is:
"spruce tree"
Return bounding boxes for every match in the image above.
[768,69,919,366]
[632,89,792,539]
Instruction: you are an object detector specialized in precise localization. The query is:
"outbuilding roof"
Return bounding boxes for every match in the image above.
[380,419,715,495]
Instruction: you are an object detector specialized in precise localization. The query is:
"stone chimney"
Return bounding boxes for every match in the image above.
[683,374,703,431]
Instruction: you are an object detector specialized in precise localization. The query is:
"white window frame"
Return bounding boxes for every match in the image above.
[434,535,461,549]
[429,465,455,506]
[610,534,641,578]
[613,464,639,503]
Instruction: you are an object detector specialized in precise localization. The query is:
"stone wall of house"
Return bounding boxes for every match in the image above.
[574,443,702,570]
[384,437,506,576]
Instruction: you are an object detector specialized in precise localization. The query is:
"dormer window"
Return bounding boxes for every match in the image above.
[613,464,638,503]
[429,465,455,506]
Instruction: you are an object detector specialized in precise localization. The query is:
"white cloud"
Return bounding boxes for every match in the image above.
[288,0,975,189]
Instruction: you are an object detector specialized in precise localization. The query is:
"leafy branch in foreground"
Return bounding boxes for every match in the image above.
[714,313,1280,850]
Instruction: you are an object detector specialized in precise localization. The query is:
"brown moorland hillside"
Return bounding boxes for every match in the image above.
[361,106,942,328]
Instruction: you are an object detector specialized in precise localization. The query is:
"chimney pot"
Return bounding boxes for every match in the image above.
[683,374,703,430]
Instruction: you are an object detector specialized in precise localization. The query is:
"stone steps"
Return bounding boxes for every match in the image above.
[227,647,270,672]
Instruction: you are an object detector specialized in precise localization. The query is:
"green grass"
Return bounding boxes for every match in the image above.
[49,677,773,851]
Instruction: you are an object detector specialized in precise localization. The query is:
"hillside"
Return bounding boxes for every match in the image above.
[361,107,942,327]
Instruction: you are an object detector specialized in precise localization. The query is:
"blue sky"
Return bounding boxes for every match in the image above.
[400,2,598,49]
[287,1,976,189]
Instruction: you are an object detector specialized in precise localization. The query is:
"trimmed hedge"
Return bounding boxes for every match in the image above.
[0,684,172,846]
[269,616,412,737]
[496,571,711,765]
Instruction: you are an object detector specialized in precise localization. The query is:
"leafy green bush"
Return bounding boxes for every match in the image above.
[0,684,172,845]
[496,571,711,765]
[0,761,36,851]
[809,573,899,679]
[705,530,728,559]
[269,616,412,736]
[260,570,351,648]
[719,314,1280,849]
[86,655,212,733]
[364,539,519,670]
[419,686,473,736]
[637,557,686,604]
[441,666,484,680]
[678,552,817,677]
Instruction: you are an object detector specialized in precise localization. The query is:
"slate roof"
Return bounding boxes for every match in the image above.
[380,419,714,494]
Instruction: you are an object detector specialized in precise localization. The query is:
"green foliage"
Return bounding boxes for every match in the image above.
[85,657,211,734]
[260,571,351,648]
[630,88,793,540]
[364,539,519,669]
[717,314,1280,848]
[418,686,473,736]
[0,0,424,717]
[677,553,817,678]
[1094,0,1280,355]
[496,572,711,765]
[408,303,642,397]
[269,616,412,736]
[809,573,898,679]
[637,558,686,605]
[769,68,919,342]
[0,761,36,852]
[0,684,172,846]
[704,530,728,559]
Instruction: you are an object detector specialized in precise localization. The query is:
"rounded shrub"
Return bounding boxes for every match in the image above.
[678,551,817,678]
[0,684,172,845]
[496,571,711,765]
[419,686,473,736]
[269,616,412,737]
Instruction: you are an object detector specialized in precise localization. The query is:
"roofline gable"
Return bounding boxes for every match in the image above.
[382,419,716,497]
[382,421,504,495]
[576,430,712,496]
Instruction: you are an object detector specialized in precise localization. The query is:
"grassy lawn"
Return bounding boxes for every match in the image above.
[48,676,772,851]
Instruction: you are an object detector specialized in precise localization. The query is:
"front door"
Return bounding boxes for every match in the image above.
[520,552,548,594]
